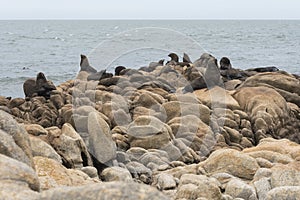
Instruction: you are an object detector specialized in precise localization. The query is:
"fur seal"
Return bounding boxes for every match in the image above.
[220,57,232,70]
[115,66,126,76]
[168,53,179,62]
[87,70,113,81]
[167,53,190,67]
[183,53,192,63]
[149,59,164,68]
[183,76,207,93]
[80,54,97,73]
[246,66,279,73]
[23,72,56,99]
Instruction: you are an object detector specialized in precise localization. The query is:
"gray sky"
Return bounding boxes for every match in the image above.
[1,0,300,19]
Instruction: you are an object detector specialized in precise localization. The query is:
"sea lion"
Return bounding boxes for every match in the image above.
[149,59,164,68]
[246,66,279,73]
[23,72,56,99]
[220,57,232,70]
[80,54,97,73]
[115,66,126,76]
[168,53,179,62]
[167,53,190,67]
[183,53,192,63]
[87,70,113,81]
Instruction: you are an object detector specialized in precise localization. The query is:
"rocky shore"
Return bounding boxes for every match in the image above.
[0,53,300,200]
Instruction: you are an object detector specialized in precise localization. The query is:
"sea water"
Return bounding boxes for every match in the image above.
[0,20,299,97]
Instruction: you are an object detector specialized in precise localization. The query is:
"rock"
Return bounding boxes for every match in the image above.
[225,178,257,200]
[270,162,300,187]
[29,136,62,163]
[234,87,291,142]
[243,138,300,160]
[266,186,300,200]
[253,177,272,200]
[0,129,33,167]
[0,154,40,192]
[126,161,152,183]
[203,149,259,180]
[25,124,48,136]
[87,112,117,164]
[34,156,99,190]
[194,86,240,110]
[39,182,169,200]
[0,110,34,168]
[153,173,177,190]
[101,166,132,182]
[246,150,294,165]
[162,101,211,124]
[8,97,25,108]
[239,71,300,102]
[176,174,222,200]
[127,116,172,150]
[81,166,99,178]
[48,124,93,168]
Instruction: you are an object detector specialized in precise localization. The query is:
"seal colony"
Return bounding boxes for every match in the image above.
[0,51,300,199]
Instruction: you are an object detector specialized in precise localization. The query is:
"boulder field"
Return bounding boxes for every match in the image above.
[0,53,300,199]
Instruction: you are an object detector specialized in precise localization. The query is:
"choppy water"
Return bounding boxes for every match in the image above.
[0,20,299,98]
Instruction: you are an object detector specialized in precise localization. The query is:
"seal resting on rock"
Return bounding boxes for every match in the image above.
[115,66,126,76]
[220,57,232,70]
[80,54,97,73]
[246,66,279,73]
[167,53,190,67]
[87,70,113,81]
[23,72,56,99]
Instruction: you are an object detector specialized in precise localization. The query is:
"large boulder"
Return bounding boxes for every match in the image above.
[0,154,40,192]
[0,110,35,168]
[87,112,117,164]
[47,124,93,168]
[128,116,173,150]
[202,149,259,180]
[233,86,292,142]
[34,156,99,190]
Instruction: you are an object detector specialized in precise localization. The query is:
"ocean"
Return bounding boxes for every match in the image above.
[0,20,299,98]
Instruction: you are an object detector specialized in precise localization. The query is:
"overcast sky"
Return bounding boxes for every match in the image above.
[1,0,300,19]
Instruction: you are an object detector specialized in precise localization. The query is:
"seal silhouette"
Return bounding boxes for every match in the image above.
[23,72,56,99]
[80,54,97,73]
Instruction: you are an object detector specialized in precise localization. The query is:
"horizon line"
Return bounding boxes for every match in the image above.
[0,18,300,21]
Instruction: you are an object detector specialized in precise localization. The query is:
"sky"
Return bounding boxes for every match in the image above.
[1,0,300,19]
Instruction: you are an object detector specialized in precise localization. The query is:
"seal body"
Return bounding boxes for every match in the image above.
[80,54,97,73]
[23,72,56,99]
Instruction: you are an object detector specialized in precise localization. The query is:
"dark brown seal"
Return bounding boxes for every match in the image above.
[23,72,56,99]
